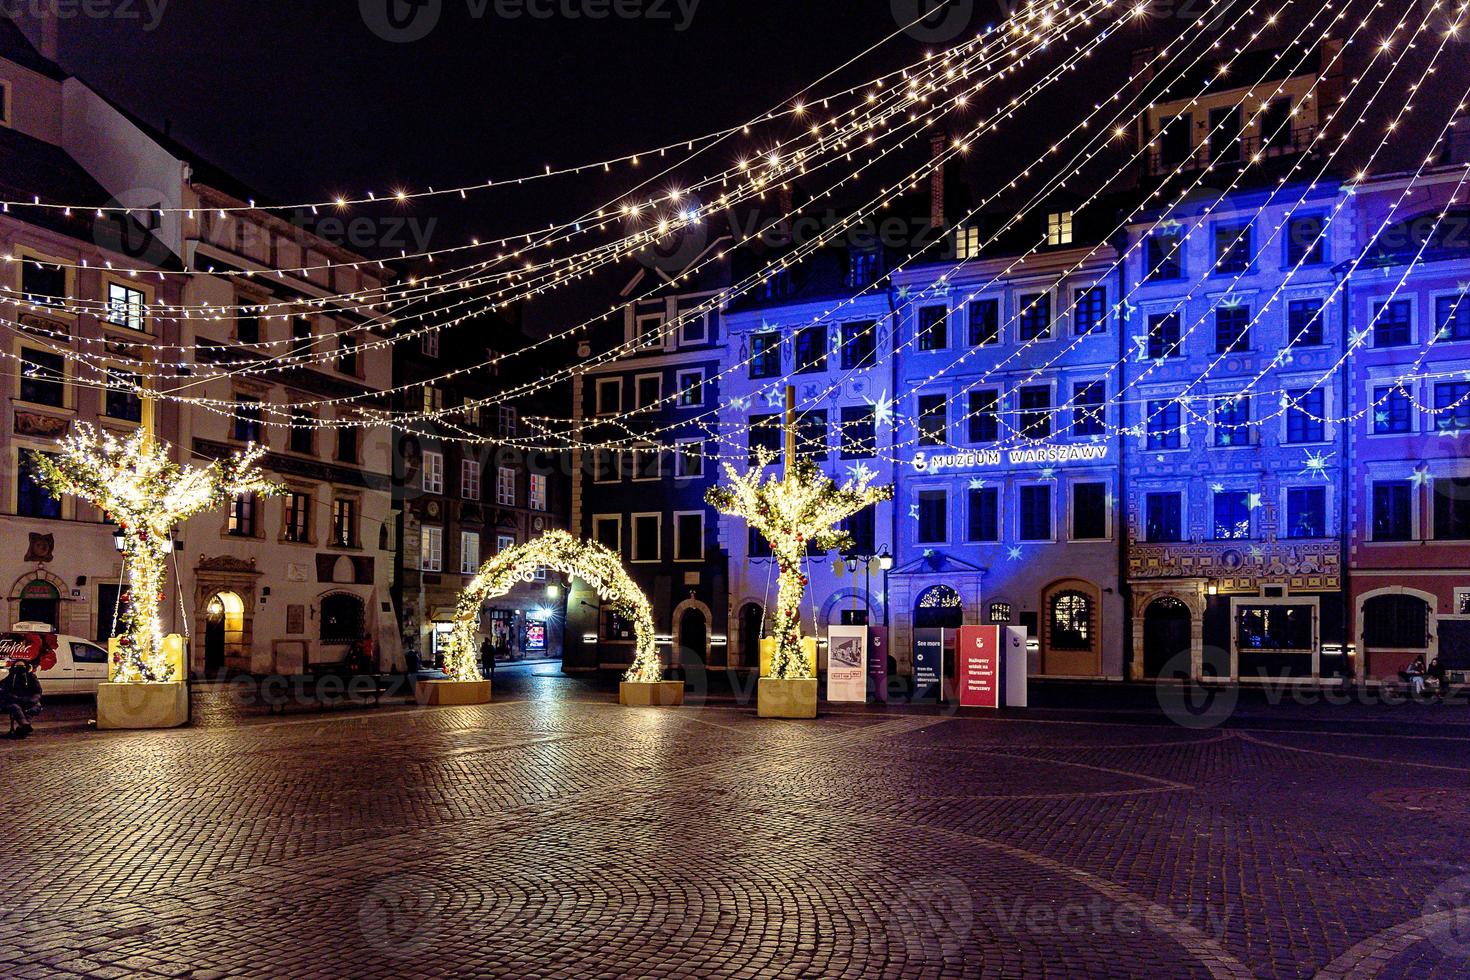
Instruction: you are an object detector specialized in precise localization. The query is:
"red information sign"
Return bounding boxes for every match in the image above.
[956,625,1001,709]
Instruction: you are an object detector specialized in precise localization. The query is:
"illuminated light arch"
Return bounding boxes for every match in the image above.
[445,530,659,683]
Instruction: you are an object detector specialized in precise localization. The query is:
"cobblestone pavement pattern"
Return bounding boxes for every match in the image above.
[3,671,1470,978]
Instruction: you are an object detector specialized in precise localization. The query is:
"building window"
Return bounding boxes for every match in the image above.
[966,487,999,541]
[917,489,947,543]
[104,370,142,422]
[1018,485,1052,541]
[1214,396,1250,447]
[846,248,879,288]
[284,492,310,543]
[1372,481,1413,541]
[1049,592,1093,650]
[17,454,61,519]
[794,327,828,373]
[337,334,359,376]
[595,378,622,415]
[1073,286,1106,335]
[1214,223,1252,273]
[969,299,1000,345]
[1018,293,1051,341]
[635,313,664,349]
[106,282,146,331]
[969,389,999,443]
[840,320,877,369]
[496,467,516,506]
[289,413,314,454]
[635,373,661,409]
[1362,594,1428,649]
[1373,300,1412,347]
[1071,482,1107,540]
[291,316,313,355]
[336,428,357,464]
[530,474,547,511]
[1145,492,1183,542]
[421,451,443,494]
[1146,313,1182,359]
[1434,477,1470,539]
[21,257,67,305]
[1213,490,1251,540]
[1373,386,1412,434]
[1146,401,1181,449]
[674,512,704,561]
[1072,381,1105,436]
[748,414,782,462]
[1286,487,1326,538]
[1437,293,1470,341]
[1285,215,1327,266]
[1289,299,1325,345]
[1214,305,1251,354]
[496,533,515,554]
[497,407,517,438]
[20,349,65,407]
[750,332,781,378]
[420,525,443,572]
[460,459,480,500]
[675,369,705,407]
[749,526,773,558]
[227,493,257,537]
[1434,382,1470,433]
[631,514,660,562]
[956,224,982,259]
[1046,210,1074,246]
[796,411,828,460]
[841,506,876,556]
[674,441,705,477]
[592,516,621,554]
[1285,389,1325,443]
[1146,231,1184,280]
[421,332,440,357]
[233,396,263,443]
[460,531,480,574]
[918,394,947,446]
[633,445,661,479]
[1236,605,1314,651]
[1018,385,1052,439]
[423,386,444,414]
[593,449,620,484]
[917,306,948,351]
[331,498,358,547]
[236,310,261,345]
[840,406,876,459]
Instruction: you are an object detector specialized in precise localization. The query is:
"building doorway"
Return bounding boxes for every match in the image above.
[1143,596,1192,678]
[17,580,60,627]
[913,584,963,630]
[204,591,244,675]
[677,607,708,668]
[738,603,764,669]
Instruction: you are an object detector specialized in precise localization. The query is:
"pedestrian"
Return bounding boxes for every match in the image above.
[1428,656,1448,701]
[1402,656,1427,697]
[405,645,420,676]
[0,661,43,738]
[480,636,495,679]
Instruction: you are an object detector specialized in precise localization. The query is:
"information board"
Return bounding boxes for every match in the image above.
[868,625,889,702]
[956,625,1001,708]
[826,626,868,702]
[912,628,945,702]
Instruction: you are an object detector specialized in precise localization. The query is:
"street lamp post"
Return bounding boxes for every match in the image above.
[845,546,893,626]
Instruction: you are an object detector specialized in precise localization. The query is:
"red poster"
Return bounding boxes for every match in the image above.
[956,625,1000,709]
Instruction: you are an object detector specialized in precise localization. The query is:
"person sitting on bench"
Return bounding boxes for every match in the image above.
[0,661,43,738]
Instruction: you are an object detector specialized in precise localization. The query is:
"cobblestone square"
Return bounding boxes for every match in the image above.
[4,673,1470,978]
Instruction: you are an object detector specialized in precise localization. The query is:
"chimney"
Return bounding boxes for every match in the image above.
[929,130,947,232]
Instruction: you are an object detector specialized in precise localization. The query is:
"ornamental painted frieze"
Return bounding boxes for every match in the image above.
[1128,540,1340,592]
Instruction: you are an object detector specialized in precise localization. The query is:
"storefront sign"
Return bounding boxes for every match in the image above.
[826,626,867,702]
[912,443,1109,473]
[912,628,945,702]
[868,625,889,702]
[524,620,547,652]
[956,626,1001,709]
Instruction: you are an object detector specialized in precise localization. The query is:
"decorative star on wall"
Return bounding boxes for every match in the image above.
[847,462,876,484]
[909,503,920,520]
[729,395,751,412]
[763,387,785,408]
[1211,482,1226,494]
[968,478,987,490]
[1007,546,1024,561]
[1248,493,1263,510]
[1040,466,1056,479]
[1412,468,1432,487]
[1300,450,1334,479]
[869,392,895,428]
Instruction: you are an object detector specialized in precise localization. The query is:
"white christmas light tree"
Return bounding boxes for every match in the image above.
[30,425,282,683]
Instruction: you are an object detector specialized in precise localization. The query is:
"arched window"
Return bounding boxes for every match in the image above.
[914,584,963,629]
[320,593,365,644]
[1362,594,1429,649]
[1049,591,1093,650]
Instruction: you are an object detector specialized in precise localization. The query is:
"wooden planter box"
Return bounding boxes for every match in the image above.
[758,677,818,719]
[96,681,189,730]
[415,679,492,706]
[619,680,685,706]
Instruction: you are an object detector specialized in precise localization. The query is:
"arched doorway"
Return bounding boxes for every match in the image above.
[677,607,708,669]
[1360,590,1432,680]
[204,591,245,675]
[738,602,764,669]
[16,579,60,627]
[321,593,366,645]
[913,584,963,630]
[1143,596,1193,679]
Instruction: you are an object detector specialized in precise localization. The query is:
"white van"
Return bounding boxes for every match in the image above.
[0,623,111,695]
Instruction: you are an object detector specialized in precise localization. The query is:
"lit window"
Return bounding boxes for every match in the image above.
[1046,211,1074,246]
[107,282,146,331]
[530,474,547,511]
[459,531,480,574]
[420,525,443,572]
[460,458,480,500]
[421,451,443,494]
[421,332,440,357]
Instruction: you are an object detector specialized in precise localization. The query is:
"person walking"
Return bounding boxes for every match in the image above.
[0,661,43,738]
[480,636,496,680]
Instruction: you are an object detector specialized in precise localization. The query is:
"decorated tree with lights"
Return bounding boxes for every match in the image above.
[444,530,661,684]
[706,444,891,680]
[29,425,283,683]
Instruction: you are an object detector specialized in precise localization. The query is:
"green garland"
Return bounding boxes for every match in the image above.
[29,425,283,683]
